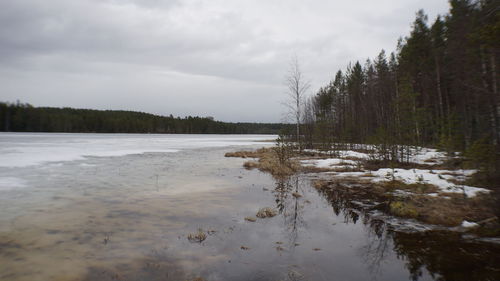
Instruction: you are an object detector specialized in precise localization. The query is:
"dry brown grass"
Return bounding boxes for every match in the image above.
[313,180,330,190]
[257,157,299,177]
[224,147,271,158]
[228,147,301,177]
[314,178,496,227]
[256,207,278,218]
[300,166,333,173]
[389,201,419,219]
[406,194,496,226]
[243,161,260,169]
[244,216,257,222]
[187,229,207,243]
[241,150,299,178]
[376,181,494,225]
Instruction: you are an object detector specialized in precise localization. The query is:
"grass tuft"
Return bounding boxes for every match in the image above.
[187,229,207,243]
[256,207,278,218]
[389,201,419,219]
[244,216,257,222]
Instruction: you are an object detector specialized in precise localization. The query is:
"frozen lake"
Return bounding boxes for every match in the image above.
[0,133,274,167]
[0,133,498,281]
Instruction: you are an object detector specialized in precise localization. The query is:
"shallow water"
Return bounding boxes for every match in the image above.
[0,133,498,281]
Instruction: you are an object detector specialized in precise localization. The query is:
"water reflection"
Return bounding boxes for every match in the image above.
[273,176,306,248]
[0,144,499,281]
[311,176,500,281]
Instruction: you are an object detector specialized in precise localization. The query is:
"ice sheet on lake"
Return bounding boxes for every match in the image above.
[0,177,26,191]
[0,133,274,167]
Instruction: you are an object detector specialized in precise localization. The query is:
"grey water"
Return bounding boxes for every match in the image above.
[0,133,498,281]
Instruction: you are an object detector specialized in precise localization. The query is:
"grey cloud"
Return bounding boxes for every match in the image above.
[0,0,450,122]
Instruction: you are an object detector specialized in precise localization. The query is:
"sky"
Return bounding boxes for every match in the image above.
[0,0,450,123]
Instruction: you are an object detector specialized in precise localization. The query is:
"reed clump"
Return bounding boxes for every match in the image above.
[187,228,207,243]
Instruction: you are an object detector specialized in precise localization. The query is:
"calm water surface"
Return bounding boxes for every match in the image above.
[0,133,498,281]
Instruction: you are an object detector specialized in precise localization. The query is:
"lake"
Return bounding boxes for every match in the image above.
[0,133,498,281]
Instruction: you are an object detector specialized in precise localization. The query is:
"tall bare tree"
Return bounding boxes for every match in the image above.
[285,55,310,150]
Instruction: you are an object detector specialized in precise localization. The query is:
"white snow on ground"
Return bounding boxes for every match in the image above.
[303,147,448,164]
[300,158,357,168]
[301,155,488,197]
[328,168,488,197]
[338,150,370,159]
[370,168,488,197]
[408,147,448,164]
[303,149,370,159]
[461,220,479,228]
[300,146,489,197]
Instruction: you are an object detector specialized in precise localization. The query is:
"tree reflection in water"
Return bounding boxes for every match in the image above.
[313,177,500,281]
[272,175,306,249]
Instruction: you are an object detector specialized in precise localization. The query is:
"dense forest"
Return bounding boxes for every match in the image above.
[301,0,498,165]
[0,102,285,134]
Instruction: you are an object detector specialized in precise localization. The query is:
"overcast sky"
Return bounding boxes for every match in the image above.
[0,0,450,122]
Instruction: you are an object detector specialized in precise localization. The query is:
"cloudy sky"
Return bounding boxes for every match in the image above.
[0,0,450,122]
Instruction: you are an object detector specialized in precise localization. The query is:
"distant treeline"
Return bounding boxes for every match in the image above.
[0,102,286,134]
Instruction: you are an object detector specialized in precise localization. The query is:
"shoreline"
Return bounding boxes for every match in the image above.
[225,145,500,239]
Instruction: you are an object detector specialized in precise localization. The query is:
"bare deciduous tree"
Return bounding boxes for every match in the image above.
[284,55,310,151]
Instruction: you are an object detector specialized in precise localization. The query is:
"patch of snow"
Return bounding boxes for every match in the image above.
[302,149,323,154]
[391,190,414,197]
[350,200,375,207]
[370,168,488,197]
[454,169,477,176]
[302,149,370,159]
[461,220,479,228]
[327,167,487,197]
[409,148,447,164]
[304,146,449,164]
[330,171,369,177]
[300,158,357,168]
[338,150,370,159]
